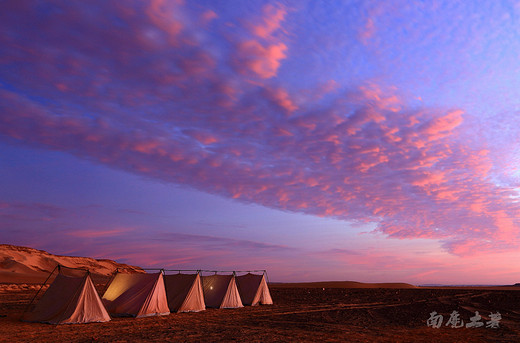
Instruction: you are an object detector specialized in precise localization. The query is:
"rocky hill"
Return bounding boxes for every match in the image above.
[0,244,143,284]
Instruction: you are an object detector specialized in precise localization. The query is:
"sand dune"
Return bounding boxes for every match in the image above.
[0,244,142,284]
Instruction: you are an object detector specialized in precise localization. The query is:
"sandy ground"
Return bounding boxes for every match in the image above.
[1,284,520,342]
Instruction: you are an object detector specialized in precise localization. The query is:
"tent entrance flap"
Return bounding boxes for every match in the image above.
[236,273,273,306]
[23,269,111,324]
[202,274,243,309]
[164,273,205,313]
[102,272,170,318]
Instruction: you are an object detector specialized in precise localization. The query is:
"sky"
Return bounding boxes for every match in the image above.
[1,0,520,285]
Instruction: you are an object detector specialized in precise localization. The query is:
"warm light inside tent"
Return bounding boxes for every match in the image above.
[210,286,213,290]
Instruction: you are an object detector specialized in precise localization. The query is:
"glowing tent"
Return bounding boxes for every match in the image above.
[236,272,273,306]
[23,270,111,324]
[164,272,205,312]
[102,272,170,318]
[202,274,243,309]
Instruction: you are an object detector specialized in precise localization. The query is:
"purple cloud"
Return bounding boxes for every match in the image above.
[1,1,519,258]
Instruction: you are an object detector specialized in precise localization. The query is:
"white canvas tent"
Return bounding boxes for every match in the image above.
[23,270,111,324]
[102,272,170,318]
[236,272,273,306]
[202,274,243,309]
[164,273,205,313]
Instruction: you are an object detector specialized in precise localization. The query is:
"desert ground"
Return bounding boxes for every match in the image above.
[1,282,520,343]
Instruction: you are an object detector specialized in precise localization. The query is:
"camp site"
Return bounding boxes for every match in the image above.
[20,265,273,325]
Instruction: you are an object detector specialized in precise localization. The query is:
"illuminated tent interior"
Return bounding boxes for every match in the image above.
[201,274,243,309]
[102,272,170,318]
[236,272,273,306]
[22,268,111,324]
[163,272,205,313]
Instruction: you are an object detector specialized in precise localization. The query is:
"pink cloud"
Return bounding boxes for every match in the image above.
[0,202,65,224]
[184,129,220,145]
[0,198,294,270]
[5,81,517,258]
[251,3,287,39]
[359,17,376,44]
[2,2,520,259]
[357,3,387,46]
[315,248,454,283]
[235,40,287,79]
[441,239,497,257]
[146,0,184,45]
[230,2,289,80]
[265,87,298,113]
[317,244,520,284]
[68,228,135,238]
[419,109,464,140]
[299,80,341,103]
[200,10,218,25]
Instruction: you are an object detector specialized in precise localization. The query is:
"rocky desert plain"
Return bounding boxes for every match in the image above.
[1,244,520,342]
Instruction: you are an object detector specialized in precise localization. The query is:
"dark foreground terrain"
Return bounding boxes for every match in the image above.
[1,286,520,342]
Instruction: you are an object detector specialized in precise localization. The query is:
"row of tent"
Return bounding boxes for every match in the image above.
[22,267,272,324]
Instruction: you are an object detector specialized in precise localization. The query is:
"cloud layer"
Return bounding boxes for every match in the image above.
[1,0,520,258]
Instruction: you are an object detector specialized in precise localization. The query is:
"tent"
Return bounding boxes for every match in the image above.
[23,271,111,324]
[102,272,170,318]
[164,272,205,313]
[202,274,243,309]
[236,272,273,306]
